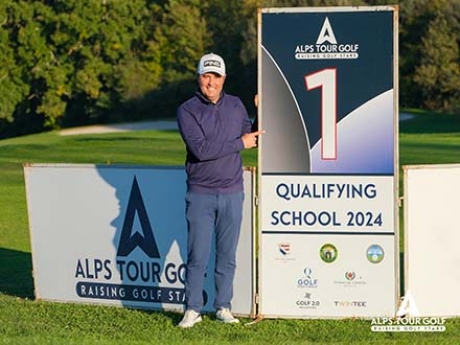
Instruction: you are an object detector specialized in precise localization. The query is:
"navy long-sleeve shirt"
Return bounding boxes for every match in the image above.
[177,91,252,194]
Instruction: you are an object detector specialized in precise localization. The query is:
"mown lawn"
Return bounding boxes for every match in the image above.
[1,113,460,344]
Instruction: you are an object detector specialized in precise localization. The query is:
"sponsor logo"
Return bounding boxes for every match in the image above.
[367,244,384,264]
[296,267,318,288]
[294,17,360,60]
[278,242,290,255]
[296,291,320,309]
[320,243,338,263]
[334,300,367,308]
[204,60,221,68]
[275,242,295,262]
[334,271,366,288]
[345,271,355,280]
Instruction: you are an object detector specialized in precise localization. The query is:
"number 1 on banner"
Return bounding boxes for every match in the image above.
[305,68,337,160]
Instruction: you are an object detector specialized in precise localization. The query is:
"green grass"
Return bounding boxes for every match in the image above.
[1,115,460,344]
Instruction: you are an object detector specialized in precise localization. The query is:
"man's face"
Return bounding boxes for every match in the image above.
[198,72,226,103]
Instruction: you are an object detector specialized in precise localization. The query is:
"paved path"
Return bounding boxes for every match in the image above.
[59,120,178,136]
[60,113,414,136]
[399,113,414,121]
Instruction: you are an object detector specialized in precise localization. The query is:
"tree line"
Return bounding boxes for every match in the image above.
[0,0,459,139]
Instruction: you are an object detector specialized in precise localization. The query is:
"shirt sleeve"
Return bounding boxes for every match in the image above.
[177,107,245,162]
[239,98,253,135]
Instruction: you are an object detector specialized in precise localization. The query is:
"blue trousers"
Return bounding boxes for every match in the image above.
[184,191,243,313]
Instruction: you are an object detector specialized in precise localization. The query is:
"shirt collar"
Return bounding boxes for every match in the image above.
[195,90,225,105]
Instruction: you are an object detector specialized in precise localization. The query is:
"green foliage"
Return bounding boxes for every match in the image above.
[0,26,28,123]
[1,0,460,139]
[256,0,366,7]
[413,13,460,112]
[400,0,460,112]
[154,0,208,80]
[139,0,212,116]
[0,0,163,136]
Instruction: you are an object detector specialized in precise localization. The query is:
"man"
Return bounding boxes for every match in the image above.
[177,53,263,328]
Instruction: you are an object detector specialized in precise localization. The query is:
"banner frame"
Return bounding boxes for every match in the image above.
[256,5,400,319]
[24,163,257,318]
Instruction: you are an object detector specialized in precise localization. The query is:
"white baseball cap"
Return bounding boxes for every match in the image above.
[197,53,226,76]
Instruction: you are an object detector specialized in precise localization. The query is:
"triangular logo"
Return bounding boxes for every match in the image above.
[396,290,420,317]
[316,17,337,45]
[117,176,160,258]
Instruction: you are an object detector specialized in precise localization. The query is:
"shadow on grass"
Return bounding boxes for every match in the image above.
[0,247,34,299]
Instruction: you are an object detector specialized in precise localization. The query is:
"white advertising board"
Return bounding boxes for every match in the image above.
[404,164,460,317]
[24,164,255,317]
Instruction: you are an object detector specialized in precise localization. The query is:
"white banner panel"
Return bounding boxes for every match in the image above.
[260,234,395,317]
[404,164,460,317]
[24,164,255,316]
[261,175,394,233]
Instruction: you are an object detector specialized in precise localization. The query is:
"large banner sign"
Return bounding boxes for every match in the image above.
[24,164,255,317]
[258,7,399,318]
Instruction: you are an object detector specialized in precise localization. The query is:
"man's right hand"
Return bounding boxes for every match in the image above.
[242,130,265,149]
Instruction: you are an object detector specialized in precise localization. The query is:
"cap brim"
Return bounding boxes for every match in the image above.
[199,68,225,76]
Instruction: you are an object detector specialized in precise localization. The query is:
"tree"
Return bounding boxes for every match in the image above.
[145,0,210,114]
[2,0,460,139]
[400,0,460,113]
[0,0,29,124]
[414,15,460,112]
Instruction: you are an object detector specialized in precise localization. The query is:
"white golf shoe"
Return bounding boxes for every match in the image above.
[178,310,202,328]
[216,308,239,324]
